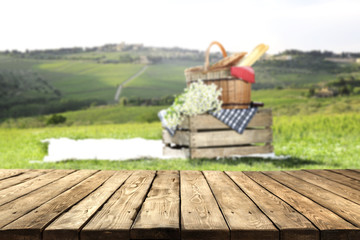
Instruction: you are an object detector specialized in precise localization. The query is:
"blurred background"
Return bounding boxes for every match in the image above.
[0,0,359,170]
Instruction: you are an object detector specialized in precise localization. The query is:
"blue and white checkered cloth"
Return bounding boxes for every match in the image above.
[210,108,258,134]
[158,108,257,136]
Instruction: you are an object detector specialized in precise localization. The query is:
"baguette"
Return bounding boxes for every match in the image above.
[237,44,269,67]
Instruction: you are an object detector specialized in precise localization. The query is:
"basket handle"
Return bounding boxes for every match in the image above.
[204,41,228,71]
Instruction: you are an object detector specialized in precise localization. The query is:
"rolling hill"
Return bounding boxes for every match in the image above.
[1,44,360,119]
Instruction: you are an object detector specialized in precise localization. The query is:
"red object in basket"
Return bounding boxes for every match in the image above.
[230,66,255,83]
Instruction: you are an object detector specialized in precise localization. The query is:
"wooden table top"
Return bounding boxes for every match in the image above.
[0,169,359,240]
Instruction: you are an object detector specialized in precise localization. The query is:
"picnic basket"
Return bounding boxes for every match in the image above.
[184,41,251,109]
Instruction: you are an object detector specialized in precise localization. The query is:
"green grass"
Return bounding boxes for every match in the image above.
[1,105,165,128]
[252,89,360,116]
[0,55,144,102]
[35,61,144,101]
[2,90,360,128]
[1,113,359,171]
[122,61,200,98]
[253,65,335,88]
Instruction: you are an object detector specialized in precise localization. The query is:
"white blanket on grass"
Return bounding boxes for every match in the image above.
[41,138,170,162]
[41,138,285,162]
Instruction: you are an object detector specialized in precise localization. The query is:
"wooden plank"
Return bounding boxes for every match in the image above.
[162,129,190,146]
[180,171,229,240]
[203,171,278,240]
[81,170,156,240]
[264,171,360,228]
[226,171,318,240]
[0,169,74,207]
[0,170,97,229]
[163,146,190,158]
[0,169,51,191]
[245,171,360,240]
[286,170,360,204]
[191,129,272,147]
[1,170,115,240]
[179,109,272,130]
[131,171,180,239]
[43,171,132,240]
[329,169,360,181]
[0,169,26,181]
[305,169,360,191]
[190,145,273,158]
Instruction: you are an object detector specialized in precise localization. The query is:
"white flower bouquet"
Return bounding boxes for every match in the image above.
[164,80,222,128]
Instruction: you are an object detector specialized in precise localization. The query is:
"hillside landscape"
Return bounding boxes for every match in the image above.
[1,43,360,120]
[1,42,360,170]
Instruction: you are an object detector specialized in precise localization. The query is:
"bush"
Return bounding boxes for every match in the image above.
[47,114,66,125]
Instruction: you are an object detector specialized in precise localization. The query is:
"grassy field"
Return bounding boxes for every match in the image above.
[253,66,335,89]
[3,53,357,104]
[1,112,359,170]
[35,60,144,101]
[0,55,144,102]
[122,61,200,98]
[1,52,359,171]
[2,89,360,128]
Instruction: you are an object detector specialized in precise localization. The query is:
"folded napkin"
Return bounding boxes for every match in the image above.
[158,108,257,136]
[230,66,255,83]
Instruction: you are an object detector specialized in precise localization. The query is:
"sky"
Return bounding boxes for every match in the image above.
[0,0,359,54]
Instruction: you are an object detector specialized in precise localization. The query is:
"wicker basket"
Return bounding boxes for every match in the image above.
[185,41,251,109]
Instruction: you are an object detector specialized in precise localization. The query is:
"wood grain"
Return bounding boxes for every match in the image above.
[162,130,190,146]
[329,169,360,181]
[203,171,278,240]
[226,171,318,240]
[245,171,360,240]
[0,170,96,229]
[286,170,360,204]
[179,109,272,130]
[0,170,113,240]
[190,145,273,158]
[191,129,272,147]
[0,169,74,207]
[81,170,156,240]
[0,169,26,181]
[162,146,190,158]
[180,171,229,240]
[43,171,132,240]
[0,169,51,191]
[305,169,360,191]
[264,171,360,228]
[0,169,359,240]
[131,171,180,239]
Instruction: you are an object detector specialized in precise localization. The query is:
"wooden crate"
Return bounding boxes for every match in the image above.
[163,108,273,158]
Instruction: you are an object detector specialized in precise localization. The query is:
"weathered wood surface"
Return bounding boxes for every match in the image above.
[81,170,156,240]
[131,170,180,239]
[0,169,359,240]
[179,108,272,130]
[180,171,229,240]
[245,171,360,240]
[44,170,132,240]
[163,108,273,158]
[227,171,318,240]
[203,171,278,240]
[305,169,360,191]
[0,169,51,191]
[190,144,273,158]
[163,129,272,147]
[163,145,273,159]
